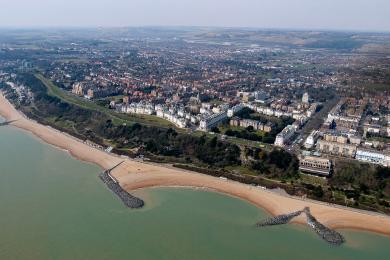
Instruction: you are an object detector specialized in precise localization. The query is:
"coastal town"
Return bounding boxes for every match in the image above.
[0,28,389,213]
[1,0,390,258]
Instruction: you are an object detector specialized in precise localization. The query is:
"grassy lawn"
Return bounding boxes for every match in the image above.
[35,74,180,129]
[299,172,328,186]
[217,124,273,150]
[97,95,125,102]
[225,136,271,149]
[192,129,272,150]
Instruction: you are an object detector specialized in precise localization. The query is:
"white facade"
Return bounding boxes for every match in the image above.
[356,149,388,166]
[274,125,295,147]
[199,107,210,114]
[302,92,309,103]
[156,110,188,128]
[304,130,319,149]
[227,104,244,117]
[199,112,228,131]
[118,102,189,129]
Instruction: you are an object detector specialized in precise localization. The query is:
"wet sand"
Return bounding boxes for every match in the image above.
[1,92,390,235]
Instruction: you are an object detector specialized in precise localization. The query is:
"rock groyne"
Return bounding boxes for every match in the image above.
[304,207,345,245]
[256,210,303,227]
[256,207,345,245]
[99,170,144,209]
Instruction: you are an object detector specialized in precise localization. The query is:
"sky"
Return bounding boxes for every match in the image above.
[0,0,389,31]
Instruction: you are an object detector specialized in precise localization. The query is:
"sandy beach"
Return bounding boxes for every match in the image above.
[1,92,390,235]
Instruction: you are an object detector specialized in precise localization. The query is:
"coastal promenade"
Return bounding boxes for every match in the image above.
[1,92,390,236]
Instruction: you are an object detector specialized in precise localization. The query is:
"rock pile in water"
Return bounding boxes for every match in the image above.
[303,207,345,245]
[256,207,345,245]
[255,210,303,227]
[99,171,144,209]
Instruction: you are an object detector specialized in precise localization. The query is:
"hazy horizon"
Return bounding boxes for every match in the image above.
[0,0,389,32]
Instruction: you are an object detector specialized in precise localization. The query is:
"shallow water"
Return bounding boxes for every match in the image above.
[0,119,389,260]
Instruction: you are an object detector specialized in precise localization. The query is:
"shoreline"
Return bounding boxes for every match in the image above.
[1,92,390,236]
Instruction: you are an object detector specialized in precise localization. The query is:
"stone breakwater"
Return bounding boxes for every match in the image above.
[255,210,303,227]
[256,207,345,245]
[304,207,345,245]
[99,170,144,209]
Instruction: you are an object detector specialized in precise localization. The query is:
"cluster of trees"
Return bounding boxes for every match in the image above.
[97,120,241,167]
[16,73,95,124]
[330,161,390,199]
[244,147,299,180]
[301,183,325,198]
[234,107,255,119]
[224,127,276,144]
[225,128,263,142]
[307,88,335,103]
[0,82,18,101]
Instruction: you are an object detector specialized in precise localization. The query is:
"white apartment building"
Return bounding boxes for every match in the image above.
[356,149,390,167]
[304,130,320,149]
[199,112,228,131]
[227,104,245,117]
[274,125,296,147]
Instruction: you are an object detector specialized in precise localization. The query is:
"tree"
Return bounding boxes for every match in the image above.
[246,125,254,132]
[211,126,220,133]
[313,186,324,198]
[225,129,234,136]
[268,149,292,170]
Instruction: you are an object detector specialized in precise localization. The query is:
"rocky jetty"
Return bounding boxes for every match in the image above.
[99,170,144,209]
[256,210,303,227]
[256,207,345,245]
[304,207,345,245]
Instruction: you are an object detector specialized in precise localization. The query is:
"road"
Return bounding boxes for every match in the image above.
[286,97,340,155]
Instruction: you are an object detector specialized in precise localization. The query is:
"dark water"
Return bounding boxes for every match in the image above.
[0,120,389,260]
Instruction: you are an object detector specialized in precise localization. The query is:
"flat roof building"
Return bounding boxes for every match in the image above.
[299,156,332,177]
[317,140,357,158]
